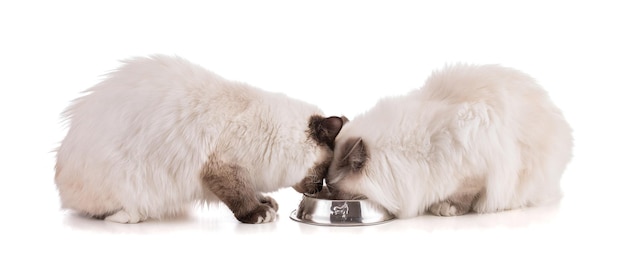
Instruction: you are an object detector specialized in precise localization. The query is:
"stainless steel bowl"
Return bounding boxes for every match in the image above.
[290,189,395,226]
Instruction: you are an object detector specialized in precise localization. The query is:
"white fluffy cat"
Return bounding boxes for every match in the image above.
[55,55,345,224]
[327,64,573,218]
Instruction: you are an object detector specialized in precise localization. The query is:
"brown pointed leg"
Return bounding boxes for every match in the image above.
[201,163,277,224]
[430,177,484,217]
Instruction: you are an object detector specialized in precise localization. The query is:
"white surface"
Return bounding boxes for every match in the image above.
[1,1,624,278]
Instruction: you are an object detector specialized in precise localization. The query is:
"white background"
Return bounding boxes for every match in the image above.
[1,1,624,278]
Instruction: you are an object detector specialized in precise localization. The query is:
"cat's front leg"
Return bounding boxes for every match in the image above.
[257,194,279,212]
[201,163,277,224]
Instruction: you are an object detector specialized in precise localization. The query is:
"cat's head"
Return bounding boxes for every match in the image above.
[326,136,370,198]
[292,115,348,194]
[326,133,397,207]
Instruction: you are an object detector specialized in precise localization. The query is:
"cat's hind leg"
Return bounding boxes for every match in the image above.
[103,209,145,224]
[429,177,483,217]
[201,162,277,224]
[55,177,144,222]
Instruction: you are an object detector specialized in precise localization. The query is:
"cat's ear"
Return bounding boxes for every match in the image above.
[309,115,346,147]
[323,116,346,142]
[341,137,368,171]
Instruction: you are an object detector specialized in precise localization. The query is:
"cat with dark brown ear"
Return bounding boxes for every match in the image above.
[55,54,345,224]
[327,64,573,219]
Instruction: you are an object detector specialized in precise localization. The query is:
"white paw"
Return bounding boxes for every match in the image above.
[104,210,143,223]
[255,208,277,224]
[429,201,458,217]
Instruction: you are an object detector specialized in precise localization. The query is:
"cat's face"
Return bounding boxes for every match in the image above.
[326,136,371,199]
[292,115,347,194]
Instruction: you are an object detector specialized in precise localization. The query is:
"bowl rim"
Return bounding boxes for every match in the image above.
[289,193,396,226]
[302,192,368,202]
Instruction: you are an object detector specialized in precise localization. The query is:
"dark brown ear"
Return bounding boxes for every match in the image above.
[308,115,345,148]
[342,137,368,171]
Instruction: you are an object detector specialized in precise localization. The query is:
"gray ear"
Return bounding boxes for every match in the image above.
[342,137,367,171]
[322,116,344,142]
[308,115,346,148]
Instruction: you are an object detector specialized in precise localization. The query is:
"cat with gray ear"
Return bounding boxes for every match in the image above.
[327,64,573,218]
[55,55,345,224]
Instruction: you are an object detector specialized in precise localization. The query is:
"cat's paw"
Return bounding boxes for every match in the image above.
[429,201,460,217]
[104,209,144,223]
[292,181,323,195]
[236,204,277,224]
[258,195,279,211]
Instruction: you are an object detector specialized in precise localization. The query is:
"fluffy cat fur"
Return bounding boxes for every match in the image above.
[327,64,573,218]
[55,54,345,224]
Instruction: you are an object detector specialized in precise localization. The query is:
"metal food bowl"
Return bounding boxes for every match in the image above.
[290,188,395,226]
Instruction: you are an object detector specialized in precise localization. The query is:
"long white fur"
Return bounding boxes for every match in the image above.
[55,55,325,222]
[330,64,573,218]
